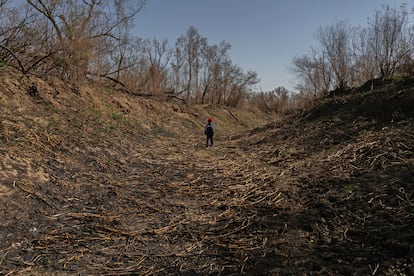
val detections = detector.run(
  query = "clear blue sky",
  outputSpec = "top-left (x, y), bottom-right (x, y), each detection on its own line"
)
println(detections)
top-left (133, 0), bottom-right (412, 92)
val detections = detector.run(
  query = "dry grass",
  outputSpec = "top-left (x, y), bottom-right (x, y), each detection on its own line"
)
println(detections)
top-left (0, 67), bottom-right (413, 275)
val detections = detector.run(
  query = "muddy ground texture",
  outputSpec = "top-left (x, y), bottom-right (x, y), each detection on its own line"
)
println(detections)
top-left (0, 69), bottom-right (413, 275)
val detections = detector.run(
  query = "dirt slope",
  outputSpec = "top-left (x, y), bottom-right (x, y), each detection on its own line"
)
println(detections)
top-left (0, 66), bottom-right (413, 275)
top-left (238, 78), bottom-right (414, 274)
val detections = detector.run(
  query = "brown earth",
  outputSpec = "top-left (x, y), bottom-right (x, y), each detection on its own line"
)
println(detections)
top-left (0, 66), bottom-right (413, 275)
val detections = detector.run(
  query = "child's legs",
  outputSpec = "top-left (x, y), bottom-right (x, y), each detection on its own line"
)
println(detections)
top-left (206, 136), bottom-right (213, 147)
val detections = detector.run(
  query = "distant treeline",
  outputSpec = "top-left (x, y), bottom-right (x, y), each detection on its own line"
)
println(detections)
top-left (1, 1), bottom-right (413, 113)
top-left (291, 5), bottom-right (414, 96)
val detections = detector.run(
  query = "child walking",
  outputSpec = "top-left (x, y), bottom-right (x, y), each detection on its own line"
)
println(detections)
top-left (204, 117), bottom-right (215, 147)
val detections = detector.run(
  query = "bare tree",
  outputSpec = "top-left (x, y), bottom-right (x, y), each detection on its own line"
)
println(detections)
top-left (199, 41), bottom-right (231, 104)
top-left (272, 86), bottom-right (290, 114)
top-left (142, 38), bottom-right (171, 95)
top-left (317, 20), bottom-right (351, 91)
top-left (251, 86), bottom-right (291, 114)
top-left (350, 26), bottom-right (377, 88)
top-left (171, 26), bottom-right (258, 106)
top-left (0, 2), bottom-right (54, 73)
top-left (220, 63), bottom-right (258, 107)
top-left (112, 0), bottom-right (131, 81)
top-left (367, 4), bottom-right (413, 79)
top-left (291, 47), bottom-right (331, 96)
top-left (24, 0), bottom-right (145, 80)
top-left (199, 43), bottom-right (218, 104)
top-left (175, 26), bottom-right (207, 103)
